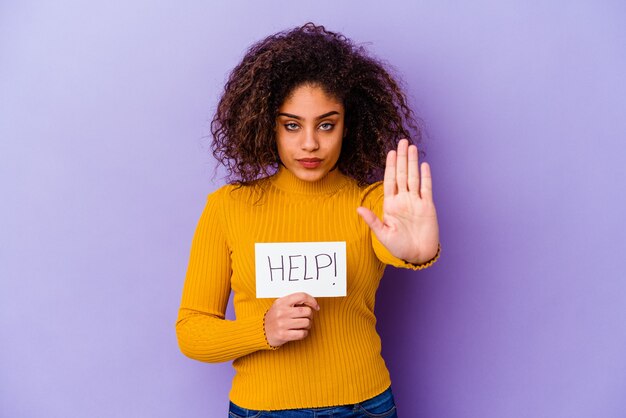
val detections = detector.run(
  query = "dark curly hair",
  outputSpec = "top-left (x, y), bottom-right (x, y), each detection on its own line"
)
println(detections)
top-left (211, 22), bottom-right (420, 186)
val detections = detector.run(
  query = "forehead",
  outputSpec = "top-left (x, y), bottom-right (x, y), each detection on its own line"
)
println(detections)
top-left (279, 84), bottom-right (343, 114)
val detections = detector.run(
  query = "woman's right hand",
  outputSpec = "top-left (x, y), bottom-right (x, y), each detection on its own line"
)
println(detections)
top-left (264, 292), bottom-right (320, 347)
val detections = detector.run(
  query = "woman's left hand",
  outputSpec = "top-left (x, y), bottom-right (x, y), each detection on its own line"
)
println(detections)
top-left (357, 139), bottom-right (440, 264)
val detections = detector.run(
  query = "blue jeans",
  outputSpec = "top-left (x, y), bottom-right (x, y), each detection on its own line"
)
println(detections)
top-left (228, 386), bottom-right (397, 417)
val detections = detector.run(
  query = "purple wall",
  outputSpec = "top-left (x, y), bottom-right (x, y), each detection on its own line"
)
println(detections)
top-left (1, 1), bottom-right (625, 417)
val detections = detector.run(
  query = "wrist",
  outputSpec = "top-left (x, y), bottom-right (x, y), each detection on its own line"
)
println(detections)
top-left (405, 243), bottom-right (441, 265)
top-left (262, 309), bottom-right (281, 350)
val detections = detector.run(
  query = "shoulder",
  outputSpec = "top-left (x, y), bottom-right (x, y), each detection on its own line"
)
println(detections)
top-left (206, 181), bottom-right (268, 206)
top-left (200, 183), bottom-right (260, 235)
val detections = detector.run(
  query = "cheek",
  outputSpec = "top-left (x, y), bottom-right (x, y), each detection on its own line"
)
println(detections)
top-left (331, 137), bottom-right (343, 160)
top-left (275, 137), bottom-right (296, 163)
top-left (275, 135), bottom-right (287, 156)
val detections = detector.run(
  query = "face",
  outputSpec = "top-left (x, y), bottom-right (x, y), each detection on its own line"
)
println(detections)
top-left (275, 84), bottom-right (345, 182)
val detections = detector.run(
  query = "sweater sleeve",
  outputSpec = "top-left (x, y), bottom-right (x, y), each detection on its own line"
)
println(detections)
top-left (361, 182), bottom-right (440, 270)
top-left (175, 188), bottom-right (276, 363)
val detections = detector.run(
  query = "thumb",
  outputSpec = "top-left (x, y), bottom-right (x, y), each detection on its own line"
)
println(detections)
top-left (357, 206), bottom-right (384, 236)
top-left (284, 292), bottom-right (320, 311)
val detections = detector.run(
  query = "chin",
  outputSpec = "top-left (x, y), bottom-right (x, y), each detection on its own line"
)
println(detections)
top-left (291, 167), bottom-right (327, 182)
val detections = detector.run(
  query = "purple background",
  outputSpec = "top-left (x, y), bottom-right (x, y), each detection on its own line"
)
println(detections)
top-left (1, 1), bottom-right (625, 417)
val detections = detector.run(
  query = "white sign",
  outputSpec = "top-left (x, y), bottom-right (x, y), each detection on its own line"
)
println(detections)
top-left (255, 241), bottom-right (347, 298)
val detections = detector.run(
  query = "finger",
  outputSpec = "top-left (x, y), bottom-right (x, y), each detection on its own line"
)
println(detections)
top-left (384, 150), bottom-right (397, 197)
top-left (420, 162), bottom-right (433, 200)
top-left (285, 329), bottom-right (309, 341)
top-left (291, 306), bottom-right (313, 319)
top-left (288, 318), bottom-right (312, 330)
top-left (407, 144), bottom-right (419, 196)
top-left (357, 206), bottom-right (384, 237)
top-left (284, 292), bottom-right (320, 311)
top-left (396, 139), bottom-right (409, 192)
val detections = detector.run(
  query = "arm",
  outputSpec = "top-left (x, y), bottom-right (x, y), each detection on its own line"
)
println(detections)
top-left (175, 189), bottom-right (275, 363)
top-left (358, 139), bottom-right (441, 269)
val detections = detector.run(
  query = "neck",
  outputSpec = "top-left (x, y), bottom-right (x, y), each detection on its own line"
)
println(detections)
top-left (270, 165), bottom-right (348, 195)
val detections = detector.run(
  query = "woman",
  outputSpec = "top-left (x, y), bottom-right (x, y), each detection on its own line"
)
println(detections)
top-left (176, 23), bottom-right (440, 417)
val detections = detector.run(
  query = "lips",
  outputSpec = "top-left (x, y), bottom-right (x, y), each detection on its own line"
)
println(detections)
top-left (297, 158), bottom-right (322, 169)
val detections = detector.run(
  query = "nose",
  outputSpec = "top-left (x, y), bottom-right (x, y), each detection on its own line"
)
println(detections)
top-left (301, 128), bottom-right (319, 151)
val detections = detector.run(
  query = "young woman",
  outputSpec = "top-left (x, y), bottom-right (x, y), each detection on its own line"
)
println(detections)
top-left (176, 23), bottom-right (440, 417)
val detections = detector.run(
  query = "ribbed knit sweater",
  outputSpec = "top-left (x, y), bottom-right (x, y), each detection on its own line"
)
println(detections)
top-left (175, 166), bottom-right (439, 410)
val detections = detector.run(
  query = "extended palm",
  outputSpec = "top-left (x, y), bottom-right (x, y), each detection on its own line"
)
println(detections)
top-left (357, 139), bottom-right (439, 264)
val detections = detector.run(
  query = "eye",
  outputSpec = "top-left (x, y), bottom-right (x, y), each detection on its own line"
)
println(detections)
top-left (319, 122), bottom-right (334, 131)
top-left (284, 122), bottom-right (300, 131)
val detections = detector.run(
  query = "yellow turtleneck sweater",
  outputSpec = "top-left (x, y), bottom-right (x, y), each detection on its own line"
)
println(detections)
top-left (175, 167), bottom-right (439, 410)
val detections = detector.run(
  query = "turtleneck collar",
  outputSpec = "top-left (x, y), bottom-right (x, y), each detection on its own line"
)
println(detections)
top-left (270, 165), bottom-right (350, 195)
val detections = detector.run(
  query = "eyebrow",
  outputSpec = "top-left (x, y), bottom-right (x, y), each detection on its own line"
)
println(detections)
top-left (277, 111), bottom-right (340, 120)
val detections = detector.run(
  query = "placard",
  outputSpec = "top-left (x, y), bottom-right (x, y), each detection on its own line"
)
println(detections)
top-left (255, 241), bottom-right (347, 298)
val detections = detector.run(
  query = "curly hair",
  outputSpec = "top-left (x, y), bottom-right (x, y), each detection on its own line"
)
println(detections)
top-left (211, 22), bottom-right (420, 186)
